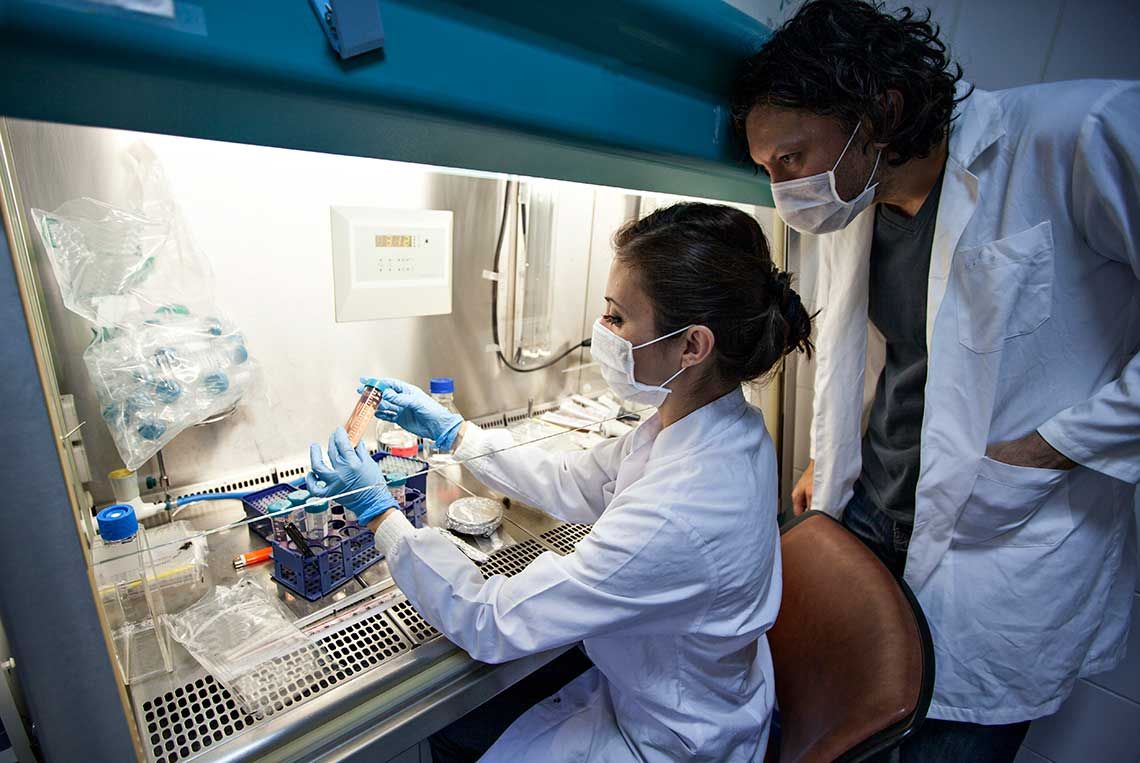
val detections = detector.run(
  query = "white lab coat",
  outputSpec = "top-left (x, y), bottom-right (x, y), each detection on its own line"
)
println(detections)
top-left (373, 388), bottom-right (781, 761)
top-left (806, 80), bottom-right (1140, 724)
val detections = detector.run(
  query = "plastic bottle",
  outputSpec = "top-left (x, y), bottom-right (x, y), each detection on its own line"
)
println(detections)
top-left (379, 427), bottom-right (419, 457)
top-left (346, 382), bottom-right (383, 447)
top-left (152, 340), bottom-right (248, 396)
top-left (92, 503), bottom-right (176, 684)
top-left (96, 504), bottom-right (141, 548)
top-left (423, 377), bottom-right (459, 461)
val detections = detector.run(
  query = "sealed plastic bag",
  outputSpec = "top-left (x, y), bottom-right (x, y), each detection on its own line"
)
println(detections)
top-left (86, 309), bottom-right (255, 466)
top-left (30, 143), bottom-right (259, 469)
top-left (164, 579), bottom-right (335, 718)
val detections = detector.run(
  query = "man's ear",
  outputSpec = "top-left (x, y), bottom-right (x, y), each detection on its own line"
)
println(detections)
top-left (881, 89), bottom-right (904, 133)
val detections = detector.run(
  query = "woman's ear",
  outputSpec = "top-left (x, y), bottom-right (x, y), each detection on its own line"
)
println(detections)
top-left (681, 326), bottom-right (716, 368)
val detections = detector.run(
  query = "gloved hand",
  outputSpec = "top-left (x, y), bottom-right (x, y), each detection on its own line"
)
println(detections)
top-left (360, 377), bottom-right (464, 451)
top-left (307, 427), bottom-right (398, 525)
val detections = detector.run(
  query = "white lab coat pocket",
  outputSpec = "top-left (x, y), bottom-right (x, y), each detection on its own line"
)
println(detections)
top-left (601, 480), bottom-right (617, 506)
top-left (954, 221), bottom-right (1054, 353)
top-left (954, 457), bottom-right (1071, 546)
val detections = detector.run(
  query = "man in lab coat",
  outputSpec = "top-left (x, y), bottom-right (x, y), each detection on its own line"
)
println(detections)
top-left (732, 1), bottom-right (1139, 760)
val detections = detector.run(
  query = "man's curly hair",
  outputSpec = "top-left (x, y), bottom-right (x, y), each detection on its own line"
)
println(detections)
top-left (731, 0), bottom-right (969, 166)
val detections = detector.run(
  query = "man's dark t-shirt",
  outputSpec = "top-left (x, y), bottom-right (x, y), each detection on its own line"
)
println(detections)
top-left (857, 173), bottom-right (944, 524)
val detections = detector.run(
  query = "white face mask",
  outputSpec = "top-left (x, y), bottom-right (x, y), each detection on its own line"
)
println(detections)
top-left (591, 318), bottom-right (690, 407)
top-left (770, 123), bottom-right (881, 235)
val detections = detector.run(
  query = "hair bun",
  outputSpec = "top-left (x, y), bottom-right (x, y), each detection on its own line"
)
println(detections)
top-left (612, 201), bottom-right (813, 383)
top-left (779, 283), bottom-right (814, 358)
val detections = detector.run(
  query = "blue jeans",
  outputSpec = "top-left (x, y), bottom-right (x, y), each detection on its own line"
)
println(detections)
top-left (842, 482), bottom-right (1031, 763)
top-left (841, 481), bottom-right (913, 579)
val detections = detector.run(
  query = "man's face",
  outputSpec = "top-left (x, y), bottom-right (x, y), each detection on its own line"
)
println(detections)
top-left (744, 105), bottom-right (879, 202)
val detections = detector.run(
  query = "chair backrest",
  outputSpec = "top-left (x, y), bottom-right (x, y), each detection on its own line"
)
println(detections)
top-left (769, 511), bottom-right (934, 763)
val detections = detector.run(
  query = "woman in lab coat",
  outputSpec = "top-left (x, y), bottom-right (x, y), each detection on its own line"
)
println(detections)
top-left (308, 202), bottom-right (814, 761)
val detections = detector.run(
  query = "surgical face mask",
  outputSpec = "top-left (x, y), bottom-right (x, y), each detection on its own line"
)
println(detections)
top-left (591, 318), bottom-right (690, 407)
top-left (770, 123), bottom-right (882, 235)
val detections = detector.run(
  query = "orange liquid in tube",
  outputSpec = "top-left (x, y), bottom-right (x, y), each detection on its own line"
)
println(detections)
top-left (345, 384), bottom-right (383, 446)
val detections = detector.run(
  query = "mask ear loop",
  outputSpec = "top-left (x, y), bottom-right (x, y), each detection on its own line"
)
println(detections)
top-left (832, 122), bottom-right (862, 172)
top-left (631, 323), bottom-right (693, 351)
top-left (643, 326), bottom-right (695, 392)
top-left (863, 150), bottom-right (882, 192)
top-left (834, 123), bottom-right (882, 197)
top-left (652, 364), bottom-right (687, 393)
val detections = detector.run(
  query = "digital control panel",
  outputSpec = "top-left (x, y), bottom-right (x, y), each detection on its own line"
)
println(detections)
top-left (331, 207), bottom-right (453, 322)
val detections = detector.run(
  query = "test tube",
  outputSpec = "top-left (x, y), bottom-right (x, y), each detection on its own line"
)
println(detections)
top-left (266, 498), bottom-right (292, 542)
top-left (289, 508), bottom-right (308, 537)
top-left (305, 500), bottom-right (330, 541)
top-left (285, 489), bottom-right (311, 537)
top-left (346, 382), bottom-right (383, 447)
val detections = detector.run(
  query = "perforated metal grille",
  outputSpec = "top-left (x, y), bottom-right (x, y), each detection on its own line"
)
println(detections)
top-left (319, 610), bottom-right (411, 670)
top-left (144, 468), bottom-right (277, 505)
top-left (469, 412), bottom-right (507, 429)
top-left (140, 611), bottom-right (411, 763)
top-left (503, 402), bottom-right (558, 426)
top-left (477, 538), bottom-right (546, 579)
top-left (276, 463), bottom-right (307, 482)
top-left (388, 599), bottom-right (441, 644)
top-left (141, 676), bottom-right (256, 763)
top-left (540, 523), bottom-right (592, 555)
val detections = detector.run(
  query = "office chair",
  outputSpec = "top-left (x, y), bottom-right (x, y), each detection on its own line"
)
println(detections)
top-left (766, 510), bottom-right (934, 762)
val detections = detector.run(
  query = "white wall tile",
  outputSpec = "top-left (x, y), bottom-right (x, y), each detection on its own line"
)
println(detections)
top-left (1024, 680), bottom-right (1140, 763)
top-left (1042, 0), bottom-right (1140, 82)
top-left (1014, 747), bottom-right (1053, 763)
top-left (1087, 594), bottom-right (1140, 703)
top-left (939, 0), bottom-right (1064, 90)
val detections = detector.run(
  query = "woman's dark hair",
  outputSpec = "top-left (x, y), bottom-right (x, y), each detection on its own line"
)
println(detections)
top-left (731, 0), bottom-right (969, 166)
top-left (613, 202), bottom-right (813, 384)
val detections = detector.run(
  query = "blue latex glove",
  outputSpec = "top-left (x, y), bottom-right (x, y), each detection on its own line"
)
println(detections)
top-left (359, 377), bottom-right (464, 451)
top-left (307, 427), bottom-right (398, 525)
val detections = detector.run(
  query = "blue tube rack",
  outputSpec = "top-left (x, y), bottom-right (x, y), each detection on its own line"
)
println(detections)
top-left (271, 489), bottom-right (426, 601)
top-left (242, 481), bottom-right (426, 600)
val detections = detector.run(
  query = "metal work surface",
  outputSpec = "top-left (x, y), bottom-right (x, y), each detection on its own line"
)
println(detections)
top-left (137, 607), bottom-right (414, 763)
top-left (129, 462), bottom-right (591, 762)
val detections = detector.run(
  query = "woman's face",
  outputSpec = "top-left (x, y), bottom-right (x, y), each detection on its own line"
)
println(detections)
top-left (601, 258), bottom-right (684, 387)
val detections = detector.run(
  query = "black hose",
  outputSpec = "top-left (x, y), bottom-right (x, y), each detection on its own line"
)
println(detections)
top-left (490, 180), bottom-right (590, 373)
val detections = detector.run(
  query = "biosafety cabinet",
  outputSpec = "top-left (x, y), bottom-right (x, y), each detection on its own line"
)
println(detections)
top-left (0, 3), bottom-right (782, 761)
